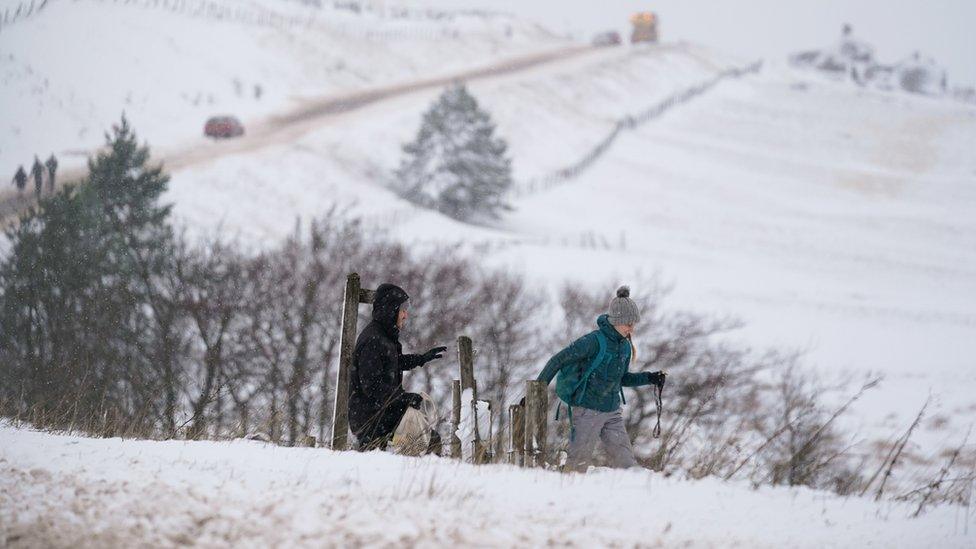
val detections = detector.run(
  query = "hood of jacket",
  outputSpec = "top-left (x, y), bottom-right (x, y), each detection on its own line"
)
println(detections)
top-left (371, 283), bottom-right (409, 339)
top-left (597, 314), bottom-right (626, 343)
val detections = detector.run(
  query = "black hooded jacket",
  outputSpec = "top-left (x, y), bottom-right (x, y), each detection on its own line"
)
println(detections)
top-left (348, 283), bottom-right (426, 443)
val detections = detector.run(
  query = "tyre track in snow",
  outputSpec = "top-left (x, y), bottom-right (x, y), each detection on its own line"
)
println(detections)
top-left (0, 43), bottom-right (602, 226)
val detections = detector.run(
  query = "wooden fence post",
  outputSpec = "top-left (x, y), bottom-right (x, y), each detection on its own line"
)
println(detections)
top-left (477, 399), bottom-right (493, 464)
top-left (509, 404), bottom-right (524, 466)
top-left (524, 380), bottom-right (548, 467)
top-left (330, 273), bottom-right (369, 451)
top-left (457, 336), bottom-right (490, 463)
top-left (458, 336), bottom-right (476, 396)
top-left (451, 380), bottom-right (462, 459)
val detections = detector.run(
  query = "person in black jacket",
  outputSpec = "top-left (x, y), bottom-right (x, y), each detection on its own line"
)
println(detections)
top-left (45, 154), bottom-right (58, 193)
top-left (11, 165), bottom-right (27, 193)
top-left (349, 283), bottom-right (447, 452)
top-left (30, 156), bottom-right (44, 199)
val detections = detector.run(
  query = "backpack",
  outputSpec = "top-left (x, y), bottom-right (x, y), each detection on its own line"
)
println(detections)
top-left (556, 331), bottom-right (631, 440)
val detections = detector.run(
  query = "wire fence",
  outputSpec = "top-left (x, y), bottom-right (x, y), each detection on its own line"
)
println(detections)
top-left (512, 60), bottom-right (764, 197)
top-left (0, 0), bottom-right (525, 39)
top-left (0, 0), bottom-right (50, 31)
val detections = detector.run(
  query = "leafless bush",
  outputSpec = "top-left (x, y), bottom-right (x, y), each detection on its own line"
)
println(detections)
top-left (898, 428), bottom-right (974, 516)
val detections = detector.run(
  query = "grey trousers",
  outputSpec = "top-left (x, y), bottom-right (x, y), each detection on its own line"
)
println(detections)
top-left (566, 407), bottom-right (639, 471)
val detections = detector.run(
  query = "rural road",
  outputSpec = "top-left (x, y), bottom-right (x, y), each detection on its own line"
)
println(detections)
top-left (0, 43), bottom-right (602, 225)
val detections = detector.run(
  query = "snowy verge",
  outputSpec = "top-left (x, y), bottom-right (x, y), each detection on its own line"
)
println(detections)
top-left (1, 423), bottom-right (972, 548)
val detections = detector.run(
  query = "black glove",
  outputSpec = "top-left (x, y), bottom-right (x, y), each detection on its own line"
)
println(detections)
top-left (420, 346), bottom-right (447, 365)
top-left (648, 371), bottom-right (667, 389)
top-left (405, 393), bottom-right (423, 410)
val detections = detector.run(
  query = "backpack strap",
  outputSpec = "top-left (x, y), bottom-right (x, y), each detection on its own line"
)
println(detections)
top-left (569, 404), bottom-right (575, 442)
top-left (653, 383), bottom-right (664, 438)
top-left (569, 332), bottom-right (608, 405)
top-left (619, 341), bottom-right (632, 405)
top-left (554, 403), bottom-right (579, 441)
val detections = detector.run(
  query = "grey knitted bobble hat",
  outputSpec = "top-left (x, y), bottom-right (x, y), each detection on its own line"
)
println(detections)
top-left (607, 285), bottom-right (640, 326)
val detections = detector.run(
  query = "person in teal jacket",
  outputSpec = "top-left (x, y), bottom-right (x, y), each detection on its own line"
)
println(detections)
top-left (537, 285), bottom-right (665, 472)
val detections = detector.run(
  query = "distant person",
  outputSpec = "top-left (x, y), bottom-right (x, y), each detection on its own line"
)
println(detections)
top-left (348, 283), bottom-right (447, 452)
top-left (30, 156), bottom-right (44, 199)
top-left (45, 154), bottom-right (58, 193)
top-left (12, 165), bottom-right (27, 193)
top-left (535, 285), bottom-right (666, 472)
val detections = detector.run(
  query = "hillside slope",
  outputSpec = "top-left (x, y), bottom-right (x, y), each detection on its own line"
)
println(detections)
top-left (2, 423), bottom-right (972, 548)
top-left (0, 0), bottom-right (567, 176)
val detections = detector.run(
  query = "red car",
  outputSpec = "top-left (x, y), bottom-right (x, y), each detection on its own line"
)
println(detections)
top-left (204, 115), bottom-right (245, 139)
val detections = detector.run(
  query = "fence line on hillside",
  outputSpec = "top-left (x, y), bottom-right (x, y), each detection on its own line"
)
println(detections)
top-left (0, 0), bottom-right (526, 39)
top-left (512, 60), bottom-right (764, 198)
top-left (0, 0), bottom-right (322, 34)
top-left (0, 0), bottom-right (50, 32)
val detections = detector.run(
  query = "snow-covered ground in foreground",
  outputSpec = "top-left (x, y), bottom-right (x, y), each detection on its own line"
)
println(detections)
top-left (0, 0), bottom-right (566, 176)
top-left (2, 423), bottom-right (973, 548)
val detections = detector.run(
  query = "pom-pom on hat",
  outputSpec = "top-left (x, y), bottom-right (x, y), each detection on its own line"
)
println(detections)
top-left (607, 285), bottom-right (640, 326)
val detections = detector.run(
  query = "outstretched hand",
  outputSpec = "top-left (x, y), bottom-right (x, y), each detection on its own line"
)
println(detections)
top-left (421, 346), bottom-right (448, 365)
top-left (648, 371), bottom-right (667, 389)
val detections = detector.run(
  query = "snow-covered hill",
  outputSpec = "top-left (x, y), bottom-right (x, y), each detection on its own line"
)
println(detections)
top-left (164, 42), bottom-right (747, 240)
top-left (2, 0), bottom-right (975, 500)
top-left (0, 0), bottom-right (567, 175)
top-left (1, 423), bottom-right (971, 547)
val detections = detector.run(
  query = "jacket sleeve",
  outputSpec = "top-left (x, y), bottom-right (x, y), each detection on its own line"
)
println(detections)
top-left (537, 334), bottom-right (597, 385)
top-left (621, 371), bottom-right (652, 387)
top-left (398, 352), bottom-right (425, 371)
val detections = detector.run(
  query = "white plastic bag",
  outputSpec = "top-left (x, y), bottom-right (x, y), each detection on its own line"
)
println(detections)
top-left (391, 394), bottom-right (436, 456)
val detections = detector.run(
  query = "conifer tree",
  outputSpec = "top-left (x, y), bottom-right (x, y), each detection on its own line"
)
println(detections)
top-left (396, 83), bottom-right (513, 221)
top-left (85, 115), bottom-right (173, 278)
top-left (0, 115), bottom-right (175, 431)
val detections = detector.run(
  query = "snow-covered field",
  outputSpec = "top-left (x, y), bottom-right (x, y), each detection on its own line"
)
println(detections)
top-left (2, 423), bottom-right (972, 548)
top-left (0, 0), bottom-right (567, 176)
top-left (2, 1), bottom-right (976, 541)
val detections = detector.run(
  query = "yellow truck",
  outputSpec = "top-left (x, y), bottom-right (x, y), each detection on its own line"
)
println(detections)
top-left (630, 12), bottom-right (659, 44)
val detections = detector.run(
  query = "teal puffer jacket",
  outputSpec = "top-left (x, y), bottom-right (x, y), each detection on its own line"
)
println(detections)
top-left (537, 314), bottom-right (654, 412)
